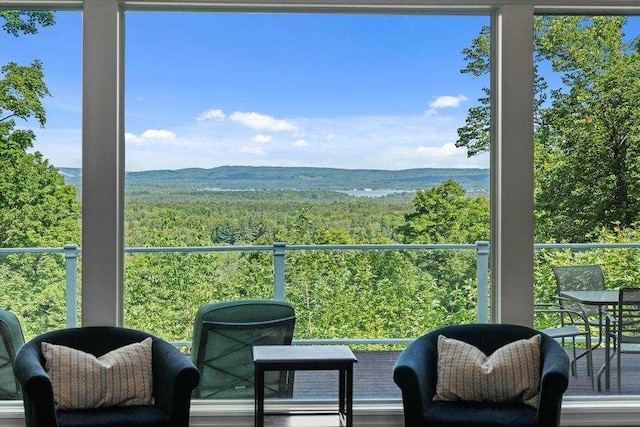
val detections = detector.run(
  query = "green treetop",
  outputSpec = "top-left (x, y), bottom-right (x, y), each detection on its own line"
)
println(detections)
top-left (0, 11), bottom-right (80, 248)
top-left (398, 180), bottom-right (489, 244)
top-left (457, 16), bottom-right (640, 242)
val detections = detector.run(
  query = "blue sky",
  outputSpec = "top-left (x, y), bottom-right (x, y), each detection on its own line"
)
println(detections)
top-left (4, 12), bottom-right (493, 171)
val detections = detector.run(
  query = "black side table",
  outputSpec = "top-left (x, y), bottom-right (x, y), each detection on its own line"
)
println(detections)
top-left (253, 345), bottom-right (357, 427)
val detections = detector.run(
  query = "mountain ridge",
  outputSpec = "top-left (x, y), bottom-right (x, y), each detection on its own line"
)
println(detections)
top-left (58, 166), bottom-right (489, 193)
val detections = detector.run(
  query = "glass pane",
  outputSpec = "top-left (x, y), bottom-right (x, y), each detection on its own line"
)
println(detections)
top-left (0, 11), bottom-right (82, 340)
top-left (124, 12), bottom-right (490, 401)
top-left (533, 14), bottom-right (640, 397)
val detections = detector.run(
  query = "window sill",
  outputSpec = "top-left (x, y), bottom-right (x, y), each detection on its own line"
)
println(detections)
top-left (3, 397), bottom-right (640, 426)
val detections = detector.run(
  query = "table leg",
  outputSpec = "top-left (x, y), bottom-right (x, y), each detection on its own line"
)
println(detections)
top-left (605, 315), bottom-right (611, 390)
top-left (596, 314), bottom-right (614, 391)
top-left (346, 364), bottom-right (353, 427)
top-left (255, 365), bottom-right (265, 427)
top-left (339, 367), bottom-right (345, 418)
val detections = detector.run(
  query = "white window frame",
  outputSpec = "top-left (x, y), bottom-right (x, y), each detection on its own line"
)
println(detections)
top-left (2, 0), bottom-right (640, 424)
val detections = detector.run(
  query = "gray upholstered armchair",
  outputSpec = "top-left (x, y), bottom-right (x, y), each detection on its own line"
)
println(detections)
top-left (393, 323), bottom-right (569, 427)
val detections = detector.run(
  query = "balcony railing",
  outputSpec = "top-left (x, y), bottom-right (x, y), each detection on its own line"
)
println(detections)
top-left (3, 241), bottom-right (640, 344)
top-left (0, 242), bottom-right (489, 345)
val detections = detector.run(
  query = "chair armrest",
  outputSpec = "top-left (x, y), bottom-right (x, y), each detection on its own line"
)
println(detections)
top-left (393, 335), bottom-right (437, 427)
top-left (536, 299), bottom-right (592, 329)
top-left (152, 339), bottom-right (200, 427)
top-left (536, 336), bottom-right (570, 427)
top-left (554, 296), bottom-right (592, 316)
top-left (535, 306), bottom-right (590, 325)
top-left (13, 342), bottom-right (57, 427)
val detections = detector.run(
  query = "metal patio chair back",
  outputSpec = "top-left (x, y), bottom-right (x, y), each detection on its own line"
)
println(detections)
top-left (553, 264), bottom-right (606, 292)
top-left (190, 299), bottom-right (296, 399)
top-left (614, 288), bottom-right (640, 393)
top-left (553, 264), bottom-right (606, 323)
top-left (0, 310), bottom-right (24, 400)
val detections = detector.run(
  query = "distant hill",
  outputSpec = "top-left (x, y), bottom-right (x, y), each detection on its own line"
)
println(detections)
top-left (57, 166), bottom-right (489, 193)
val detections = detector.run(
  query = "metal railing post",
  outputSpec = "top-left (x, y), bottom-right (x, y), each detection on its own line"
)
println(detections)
top-left (63, 244), bottom-right (78, 328)
top-left (273, 242), bottom-right (286, 300)
top-left (476, 241), bottom-right (490, 323)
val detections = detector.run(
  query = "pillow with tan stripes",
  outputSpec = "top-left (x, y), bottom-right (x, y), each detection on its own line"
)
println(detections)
top-left (433, 334), bottom-right (541, 407)
top-left (41, 338), bottom-right (154, 409)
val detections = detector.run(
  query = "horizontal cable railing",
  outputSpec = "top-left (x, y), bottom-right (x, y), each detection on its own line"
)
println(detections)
top-left (4, 241), bottom-right (640, 346)
top-left (125, 242), bottom-right (489, 317)
top-left (0, 242), bottom-right (489, 346)
top-left (128, 241), bottom-right (490, 337)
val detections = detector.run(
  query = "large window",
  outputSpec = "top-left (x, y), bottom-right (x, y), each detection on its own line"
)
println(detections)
top-left (3, 0), bottom-right (640, 423)
top-left (123, 12), bottom-right (490, 400)
top-left (533, 14), bottom-right (640, 397)
top-left (0, 11), bottom-right (81, 339)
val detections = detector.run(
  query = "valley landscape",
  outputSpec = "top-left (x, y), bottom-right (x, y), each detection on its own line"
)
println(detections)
top-left (59, 166), bottom-right (490, 196)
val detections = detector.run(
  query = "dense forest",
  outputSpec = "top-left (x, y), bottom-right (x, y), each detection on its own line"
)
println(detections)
top-left (4, 179), bottom-right (640, 343)
top-left (120, 182), bottom-right (484, 342)
top-left (2, 14), bottom-right (640, 345)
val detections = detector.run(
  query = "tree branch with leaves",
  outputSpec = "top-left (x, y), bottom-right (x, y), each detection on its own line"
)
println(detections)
top-left (457, 16), bottom-right (640, 242)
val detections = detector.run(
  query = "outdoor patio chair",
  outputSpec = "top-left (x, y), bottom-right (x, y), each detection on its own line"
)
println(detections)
top-left (190, 299), bottom-right (296, 399)
top-left (553, 264), bottom-right (608, 345)
top-left (535, 300), bottom-right (594, 387)
top-left (612, 287), bottom-right (640, 393)
top-left (393, 323), bottom-right (569, 427)
top-left (0, 310), bottom-right (25, 400)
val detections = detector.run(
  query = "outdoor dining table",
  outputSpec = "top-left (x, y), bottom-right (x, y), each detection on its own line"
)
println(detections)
top-left (560, 289), bottom-right (619, 391)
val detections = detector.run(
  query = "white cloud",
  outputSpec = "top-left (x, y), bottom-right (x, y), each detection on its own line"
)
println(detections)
top-left (429, 95), bottom-right (469, 109)
top-left (230, 112), bottom-right (298, 132)
top-left (252, 134), bottom-right (273, 144)
top-left (197, 109), bottom-right (227, 121)
top-left (125, 129), bottom-right (177, 147)
top-left (107, 110), bottom-right (489, 170)
top-left (140, 129), bottom-right (176, 140)
top-left (125, 132), bottom-right (147, 146)
top-left (239, 146), bottom-right (266, 155)
top-left (415, 143), bottom-right (466, 159)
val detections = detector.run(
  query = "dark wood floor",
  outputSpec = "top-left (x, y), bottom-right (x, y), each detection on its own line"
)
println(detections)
top-left (292, 347), bottom-right (640, 400)
top-left (293, 350), bottom-right (402, 400)
top-left (567, 347), bottom-right (640, 395)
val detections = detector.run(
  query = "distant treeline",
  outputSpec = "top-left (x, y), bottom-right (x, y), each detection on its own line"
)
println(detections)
top-left (58, 166), bottom-right (490, 194)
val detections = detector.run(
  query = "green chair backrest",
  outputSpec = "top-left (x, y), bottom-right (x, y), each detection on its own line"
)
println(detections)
top-left (553, 264), bottom-right (606, 316)
top-left (0, 310), bottom-right (25, 399)
top-left (553, 264), bottom-right (605, 292)
top-left (617, 288), bottom-right (640, 345)
top-left (190, 300), bottom-right (295, 399)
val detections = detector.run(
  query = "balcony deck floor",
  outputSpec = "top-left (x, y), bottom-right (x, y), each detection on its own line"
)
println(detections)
top-left (292, 348), bottom-right (640, 400)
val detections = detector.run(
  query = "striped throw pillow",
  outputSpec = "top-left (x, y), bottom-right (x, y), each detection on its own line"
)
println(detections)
top-left (433, 334), bottom-right (541, 407)
top-left (41, 338), bottom-right (154, 409)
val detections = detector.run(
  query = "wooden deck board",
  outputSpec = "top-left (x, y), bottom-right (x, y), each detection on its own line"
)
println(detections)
top-left (291, 348), bottom-right (640, 400)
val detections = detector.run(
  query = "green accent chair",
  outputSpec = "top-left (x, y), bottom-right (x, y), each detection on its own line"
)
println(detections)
top-left (190, 299), bottom-right (296, 399)
top-left (0, 310), bottom-right (24, 400)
